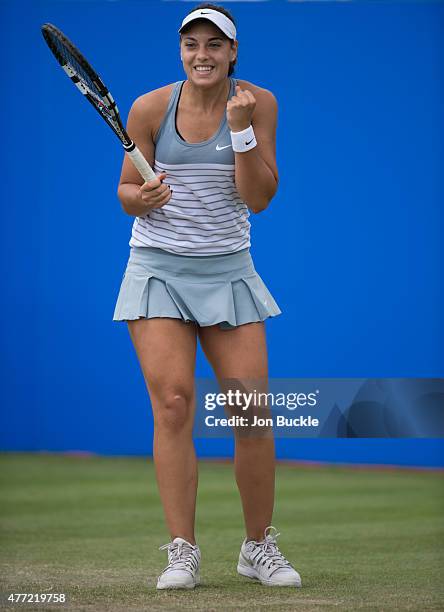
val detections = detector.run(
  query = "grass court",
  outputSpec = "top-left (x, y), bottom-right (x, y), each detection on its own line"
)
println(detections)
top-left (1, 454), bottom-right (443, 611)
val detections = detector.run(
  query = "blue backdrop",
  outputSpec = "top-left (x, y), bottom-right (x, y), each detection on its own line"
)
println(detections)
top-left (1, 0), bottom-right (443, 467)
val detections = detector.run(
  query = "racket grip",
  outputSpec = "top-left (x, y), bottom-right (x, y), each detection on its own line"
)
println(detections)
top-left (126, 146), bottom-right (156, 182)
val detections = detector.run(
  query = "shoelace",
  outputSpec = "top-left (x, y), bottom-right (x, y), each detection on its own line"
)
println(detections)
top-left (159, 541), bottom-right (199, 573)
top-left (251, 526), bottom-right (292, 571)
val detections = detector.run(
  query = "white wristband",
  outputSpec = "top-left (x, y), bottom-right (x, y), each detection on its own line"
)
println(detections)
top-left (230, 125), bottom-right (257, 153)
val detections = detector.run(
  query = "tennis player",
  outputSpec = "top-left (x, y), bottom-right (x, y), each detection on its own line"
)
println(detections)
top-left (114, 3), bottom-right (301, 590)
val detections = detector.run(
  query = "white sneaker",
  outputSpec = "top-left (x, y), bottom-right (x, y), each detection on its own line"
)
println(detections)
top-left (156, 537), bottom-right (201, 590)
top-left (237, 526), bottom-right (302, 587)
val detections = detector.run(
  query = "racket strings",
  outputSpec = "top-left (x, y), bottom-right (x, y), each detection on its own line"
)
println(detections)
top-left (51, 34), bottom-right (103, 100)
top-left (41, 23), bottom-right (133, 149)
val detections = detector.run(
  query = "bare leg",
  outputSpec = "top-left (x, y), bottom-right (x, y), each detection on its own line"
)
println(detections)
top-left (198, 322), bottom-right (274, 542)
top-left (128, 318), bottom-right (198, 544)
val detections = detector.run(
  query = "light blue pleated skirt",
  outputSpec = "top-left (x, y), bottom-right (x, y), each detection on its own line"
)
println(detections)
top-left (113, 246), bottom-right (281, 330)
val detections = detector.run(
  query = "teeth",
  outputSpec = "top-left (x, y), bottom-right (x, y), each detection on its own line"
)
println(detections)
top-left (195, 66), bottom-right (213, 71)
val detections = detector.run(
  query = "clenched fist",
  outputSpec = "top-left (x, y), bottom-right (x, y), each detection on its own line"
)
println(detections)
top-left (226, 85), bottom-right (256, 132)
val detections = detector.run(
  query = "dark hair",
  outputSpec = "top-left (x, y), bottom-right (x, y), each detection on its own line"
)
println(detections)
top-left (180, 3), bottom-right (237, 77)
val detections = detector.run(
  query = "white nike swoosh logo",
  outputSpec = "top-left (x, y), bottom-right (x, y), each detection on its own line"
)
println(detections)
top-left (216, 144), bottom-right (232, 151)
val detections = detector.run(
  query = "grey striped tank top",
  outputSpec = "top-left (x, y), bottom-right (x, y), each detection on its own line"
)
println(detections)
top-left (129, 77), bottom-right (251, 256)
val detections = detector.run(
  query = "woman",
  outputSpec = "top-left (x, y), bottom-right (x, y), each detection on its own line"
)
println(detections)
top-left (114, 3), bottom-right (301, 590)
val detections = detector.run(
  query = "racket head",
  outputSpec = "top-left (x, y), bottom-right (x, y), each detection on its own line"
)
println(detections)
top-left (41, 23), bottom-right (131, 147)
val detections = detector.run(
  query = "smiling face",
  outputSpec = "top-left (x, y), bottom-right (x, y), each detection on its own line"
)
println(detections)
top-left (180, 21), bottom-right (237, 86)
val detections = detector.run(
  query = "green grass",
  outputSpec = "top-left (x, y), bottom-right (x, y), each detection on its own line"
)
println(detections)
top-left (0, 454), bottom-right (443, 611)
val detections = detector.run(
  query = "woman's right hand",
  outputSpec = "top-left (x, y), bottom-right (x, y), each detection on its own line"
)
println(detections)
top-left (138, 172), bottom-right (172, 210)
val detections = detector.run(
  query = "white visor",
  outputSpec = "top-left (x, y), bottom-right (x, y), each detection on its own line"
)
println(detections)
top-left (179, 8), bottom-right (237, 41)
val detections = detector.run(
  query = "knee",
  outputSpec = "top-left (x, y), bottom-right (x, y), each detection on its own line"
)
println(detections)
top-left (154, 390), bottom-right (193, 434)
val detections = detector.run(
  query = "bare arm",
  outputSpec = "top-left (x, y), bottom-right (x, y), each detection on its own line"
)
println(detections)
top-left (227, 84), bottom-right (279, 213)
top-left (117, 91), bottom-right (172, 217)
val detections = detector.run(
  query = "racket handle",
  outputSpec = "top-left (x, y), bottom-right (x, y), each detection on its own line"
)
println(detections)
top-left (126, 146), bottom-right (156, 182)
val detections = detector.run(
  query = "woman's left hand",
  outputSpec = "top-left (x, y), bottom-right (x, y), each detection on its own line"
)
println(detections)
top-left (226, 85), bottom-right (256, 132)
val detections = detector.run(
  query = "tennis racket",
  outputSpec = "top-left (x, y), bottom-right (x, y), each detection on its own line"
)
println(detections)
top-left (41, 23), bottom-right (155, 182)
